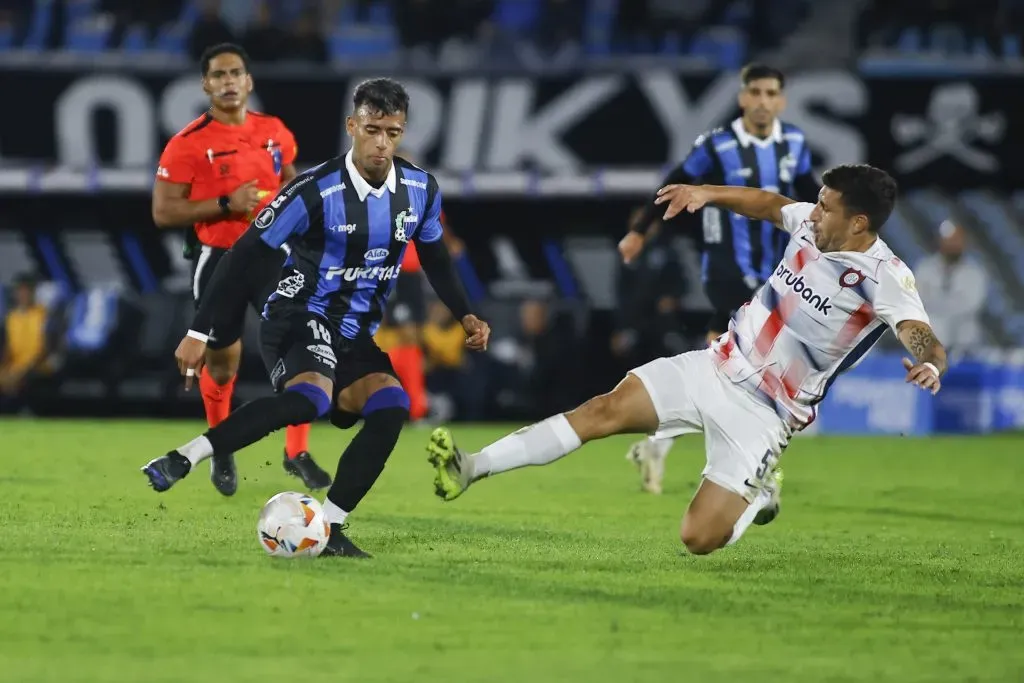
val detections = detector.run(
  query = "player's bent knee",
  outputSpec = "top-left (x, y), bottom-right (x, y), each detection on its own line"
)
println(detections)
top-left (679, 516), bottom-right (731, 556)
top-left (329, 409), bottom-right (360, 430)
top-left (679, 528), bottom-right (728, 556)
top-left (284, 382), bottom-right (332, 419)
top-left (362, 387), bottom-right (410, 436)
top-left (331, 384), bottom-right (410, 431)
top-left (336, 373), bottom-right (402, 414)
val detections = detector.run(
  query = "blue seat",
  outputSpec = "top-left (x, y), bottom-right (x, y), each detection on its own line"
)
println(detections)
top-left (493, 0), bottom-right (541, 35)
top-left (120, 24), bottom-right (149, 52)
top-left (65, 18), bottom-right (112, 52)
top-left (330, 25), bottom-right (397, 61)
top-left (22, 0), bottom-right (54, 50)
top-left (367, 1), bottom-right (393, 26)
top-left (66, 288), bottom-right (120, 354)
top-left (153, 21), bottom-right (188, 55)
top-left (0, 23), bottom-right (13, 51)
top-left (1003, 34), bottom-right (1020, 58)
top-left (896, 27), bottom-right (922, 53)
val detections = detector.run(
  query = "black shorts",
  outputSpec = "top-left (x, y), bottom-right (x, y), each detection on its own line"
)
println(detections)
top-left (384, 270), bottom-right (427, 326)
top-left (191, 244), bottom-right (285, 350)
top-left (704, 279), bottom-right (758, 334)
top-left (258, 310), bottom-right (397, 396)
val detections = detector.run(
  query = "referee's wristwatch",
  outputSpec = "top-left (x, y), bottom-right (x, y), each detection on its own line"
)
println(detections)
top-left (218, 195), bottom-right (231, 215)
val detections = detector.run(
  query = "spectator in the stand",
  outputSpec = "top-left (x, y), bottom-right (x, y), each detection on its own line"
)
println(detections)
top-left (536, 0), bottom-right (584, 58)
top-left (281, 7), bottom-right (328, 63)
top-left (188, 0), bottom-right (235, 61)
top-left (394, 0), bottom-right (444, 51)
top-left (241, 1), bottom-right (288, 62)
top-left (611, 220), bottom-right (687, 373)
top-left (914, 220), bottom-right (987, 357)
top-left (422, 300), bottom-right (484, 420)
top-left (0, 0), bottom-right (32, 42)
top-left (0, 274), bottom-right (52, 412)
top-left (488, 299), bottom-right (580, 418)
top-left (860, 0), bottom-right (1002, 54)
top-left (102, 0), bottom-right (183, 46)
top-left (394, 0), bottom-right (494, 52)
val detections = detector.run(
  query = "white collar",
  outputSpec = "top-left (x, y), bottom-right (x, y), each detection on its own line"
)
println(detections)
top-left (731, 118), bottom-right (783, 149)
top-left (345, 149), bottom-right (396, 202)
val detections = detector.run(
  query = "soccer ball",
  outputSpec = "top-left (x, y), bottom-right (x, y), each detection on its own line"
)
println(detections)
top-left (257, 491), bottom-right (329, 557)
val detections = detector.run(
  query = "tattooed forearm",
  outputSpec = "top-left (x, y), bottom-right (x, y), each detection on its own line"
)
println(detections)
top-left (898, 322), bottom-right (947, 374)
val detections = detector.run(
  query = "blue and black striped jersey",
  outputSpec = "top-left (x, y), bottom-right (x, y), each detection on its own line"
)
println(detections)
top-left (680, 118), bottom-right (817, 286)
top-left (256, 150), bottom-right (443, 339)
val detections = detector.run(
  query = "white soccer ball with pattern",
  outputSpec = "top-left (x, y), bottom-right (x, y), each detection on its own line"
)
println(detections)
top-left (257, 491), bottom-right (329, 557)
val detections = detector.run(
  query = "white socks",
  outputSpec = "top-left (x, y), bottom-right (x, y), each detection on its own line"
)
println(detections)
top-left (726, 489), bottom-right (771, 546)
top-left (473, 414), bottom-right (583, 479)
top-left (322, 499), bottom-right (350, 526)
top-left (648, 435), bottom-right (674, 459)
top-left (176, 435), bottom-right (214, 467)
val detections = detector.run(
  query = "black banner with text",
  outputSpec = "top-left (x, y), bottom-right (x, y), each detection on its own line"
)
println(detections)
top-left (0, 67), bottom-right (1016, 191)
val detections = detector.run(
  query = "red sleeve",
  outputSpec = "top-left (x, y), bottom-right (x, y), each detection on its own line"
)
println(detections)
top-left (402, 243), bottom-right (421, 271)
top-left (156, 136), bottom-right (197, 185)
top-left (277, 120), bottom-right (298, 166)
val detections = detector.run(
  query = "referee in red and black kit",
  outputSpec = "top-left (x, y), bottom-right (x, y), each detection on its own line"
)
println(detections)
top-left (152, 43), bottom-right (331, 496)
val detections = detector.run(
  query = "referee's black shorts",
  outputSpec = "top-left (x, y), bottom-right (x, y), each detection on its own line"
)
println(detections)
top-left (190, 244), bottom-right (286, 350)
top-left (703, 278), bottom-right (758, 335)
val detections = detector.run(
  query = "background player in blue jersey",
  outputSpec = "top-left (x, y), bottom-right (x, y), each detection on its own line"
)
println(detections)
top-left (141, 79), bottom-right (491, 557)
top-left (617, 64), bottom-right (820, 494)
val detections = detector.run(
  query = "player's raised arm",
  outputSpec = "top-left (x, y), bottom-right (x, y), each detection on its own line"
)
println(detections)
top-left (655, 184), bottom-right (795, 228)
top-left (618, 138), bottom-right (711, 264)
top-left (873, 259), bottom-right (948, 395)
top-left (413, 179), bottom-right (490, 351)
top-left (896, 321), bottom-right (947, 395)
top-left (175, 178), bottom-right (319, 387)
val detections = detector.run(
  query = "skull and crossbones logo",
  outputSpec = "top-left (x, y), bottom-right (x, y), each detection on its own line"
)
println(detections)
top-left (891, 83), bottom-right (1005, 173)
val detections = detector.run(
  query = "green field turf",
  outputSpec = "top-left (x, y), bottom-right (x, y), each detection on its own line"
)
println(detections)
top-left (0, 419), bottom-right (1021, 683)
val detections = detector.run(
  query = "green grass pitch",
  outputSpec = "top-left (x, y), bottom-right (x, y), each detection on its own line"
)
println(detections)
top-left (0, 419), bottom-right (1021, 682)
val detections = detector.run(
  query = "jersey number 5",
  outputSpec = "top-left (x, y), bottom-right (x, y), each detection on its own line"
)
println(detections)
top-left (307, 319), bottom-right (332, 345)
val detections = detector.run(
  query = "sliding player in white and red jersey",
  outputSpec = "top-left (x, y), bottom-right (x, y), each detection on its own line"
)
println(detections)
top-left (427, 164), bottom-right (947, 556)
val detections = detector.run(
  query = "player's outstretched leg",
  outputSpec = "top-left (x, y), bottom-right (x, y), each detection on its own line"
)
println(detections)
top-left (319, 375), bottom-right (411, 558)
top-left (625, 435), bottom-right (674, 494)
top-left (283, 423), bottom-right (332, 490)
top-left (680, 464), bottom-right (784, 555)
top-left (141, 373), bottom-right (332, 492)
top-left (429, 373), bottom-right (660, 501)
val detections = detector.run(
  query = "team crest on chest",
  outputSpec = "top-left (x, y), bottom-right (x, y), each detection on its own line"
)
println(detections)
top-left (839, 268), bottom-right (866, 288)
top-left (779, 153), bottom-right (797, 184)
top-left (394, 207), bottom-right (418, 242)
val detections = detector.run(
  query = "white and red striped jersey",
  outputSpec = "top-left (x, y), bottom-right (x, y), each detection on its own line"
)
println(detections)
top-left (711, 202), bottom-right (930, 429)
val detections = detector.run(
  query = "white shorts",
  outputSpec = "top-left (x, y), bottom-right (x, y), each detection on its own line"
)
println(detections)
top-left (629, 349), bottom-right (792, 503)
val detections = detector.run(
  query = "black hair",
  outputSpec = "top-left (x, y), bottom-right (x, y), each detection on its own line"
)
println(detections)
top-left (200, 43), bottom-right (251, 76)
top-left (740, 63), bottom-right (785, 89)
top-left (821, 164), bottom-right (898, 233)
top-left (352, 78), bottom-right (410, 117)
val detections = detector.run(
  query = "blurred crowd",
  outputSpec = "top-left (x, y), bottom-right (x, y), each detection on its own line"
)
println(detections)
top-left (0, 0), bottom-right (812, 66)
top-left (858, 0), bottom-right (1024, 57)
top-left (5, 0), bottom-right (1021, 63)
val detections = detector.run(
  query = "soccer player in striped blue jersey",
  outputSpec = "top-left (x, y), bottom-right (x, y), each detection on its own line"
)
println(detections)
top-left (618, 64), bottom-right (821, 494)
top-left (141, 79), bottom-right (491, 557)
